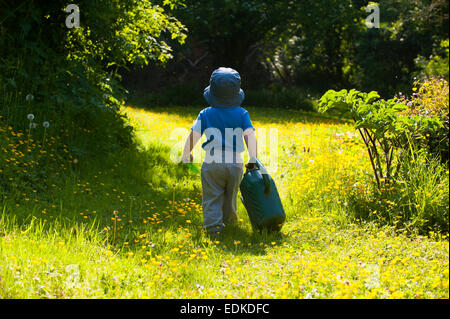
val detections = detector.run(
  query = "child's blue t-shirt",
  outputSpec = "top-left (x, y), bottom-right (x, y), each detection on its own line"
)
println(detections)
top-left (191, 107), bottom-right (254, 153)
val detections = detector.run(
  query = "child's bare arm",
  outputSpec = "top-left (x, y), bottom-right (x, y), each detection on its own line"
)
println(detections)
top-left (244, 128), bottom-right (257, 164)
top-left (182, 130), bottom-right (202, 163)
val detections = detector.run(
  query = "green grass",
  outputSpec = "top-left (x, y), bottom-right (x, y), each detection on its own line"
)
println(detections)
top-left (0, 106), bottom-right (448, 299)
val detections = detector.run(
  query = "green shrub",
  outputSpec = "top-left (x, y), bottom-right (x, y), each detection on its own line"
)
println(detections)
top-left (347, 151), bottom-right (449, 235)
top-left (415, 39), bottom-right (449, 81)
top-left (319, 88), bottom-right (445, 187)
top-left (0, 0), bottom-right (186, 160)
top-left (398, 77), bottom-right (449, 162)
top-left (319, 87), bottom-right (448, 235)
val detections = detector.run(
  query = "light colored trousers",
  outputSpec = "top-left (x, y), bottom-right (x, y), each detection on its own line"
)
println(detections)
top-left (201, 161), bottom-right (244, 232)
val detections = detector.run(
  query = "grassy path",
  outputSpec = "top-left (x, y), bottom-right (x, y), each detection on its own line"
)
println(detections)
top-left (0, 106), bottom-right (448, 298)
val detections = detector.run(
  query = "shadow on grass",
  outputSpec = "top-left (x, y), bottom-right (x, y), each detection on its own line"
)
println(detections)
top-left (0, 139), bottom-right (201, 228)
top-left (0, 128), bottom-right (291, 257)
top-left (2, 115), bottom-right (288, 256)
top-left (198, 223), bottom-right (287, 257)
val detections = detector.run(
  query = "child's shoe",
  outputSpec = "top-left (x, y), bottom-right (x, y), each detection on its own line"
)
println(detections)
top-left (207, 225), bottom-right (223, 237)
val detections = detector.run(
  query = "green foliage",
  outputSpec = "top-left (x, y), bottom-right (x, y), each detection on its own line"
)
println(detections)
top-left (174, 0), bottom-right (293, 68)
top-left (257, 0), bottom-right (449, 96)
top-left (320, 88), bottom-right (448, 233)
top-left (347, 152), bottom-right (449, 234)
top-left (351, 28), bottom-right (416, 97)
top-left (348, 0), bottom-right (448, 95)
top-left (415, 39), bottom-right (450, 81)
top-left (398, 77), bottom-right (449, 162)
top-left (122, 0), bottom-right (449, 101)
top-left (264, 0), bottom-right (363, 89)
top-left (0, 0), bottom-right (186, 159)
top-left (65, 0), bottom-right (186, 66)
top-left (319, 89), bottom-right (444, 187)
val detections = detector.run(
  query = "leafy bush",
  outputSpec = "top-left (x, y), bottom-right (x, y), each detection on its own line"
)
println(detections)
top-left (319, 89), bottom-right (444, 188)
top-left (347, 151), bottom-right (449, 235)
top-left (319, 88), bottom-right (448, 234)
top-left (398, 77), bottom-right (449, 162)
top-left (415, 39), bottom-right (449, 81)
top-left (0, 0), bottom-right (186, 160)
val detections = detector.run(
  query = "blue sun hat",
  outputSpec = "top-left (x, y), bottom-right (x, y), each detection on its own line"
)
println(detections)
top-left (204, 67), bottom-right (245, 108)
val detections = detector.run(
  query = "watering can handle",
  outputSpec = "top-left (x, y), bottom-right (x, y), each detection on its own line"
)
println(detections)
top-left (252, 158), bottom-right (271, 195)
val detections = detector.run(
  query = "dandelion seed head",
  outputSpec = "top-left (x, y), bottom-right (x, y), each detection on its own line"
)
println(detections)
top-left (27, 114), bottom-right (35, 121)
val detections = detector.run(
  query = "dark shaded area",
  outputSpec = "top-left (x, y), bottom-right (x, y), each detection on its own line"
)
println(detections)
top-left (122, 0), bottom-right (449, 105)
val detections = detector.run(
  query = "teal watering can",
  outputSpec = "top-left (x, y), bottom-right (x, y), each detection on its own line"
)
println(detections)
top-left (240, 158), bottom-right (286, 232)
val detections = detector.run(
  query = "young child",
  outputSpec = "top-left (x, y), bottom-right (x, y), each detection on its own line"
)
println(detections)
top-left (182, 67), bottom-right (257, 236)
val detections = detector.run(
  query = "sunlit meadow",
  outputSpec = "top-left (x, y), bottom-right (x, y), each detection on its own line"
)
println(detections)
top-left (0, 106), bottom-right (448, 299)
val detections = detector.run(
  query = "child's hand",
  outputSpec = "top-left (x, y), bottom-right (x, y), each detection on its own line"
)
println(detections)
top-left (182, 153), bottom-right (193, 164)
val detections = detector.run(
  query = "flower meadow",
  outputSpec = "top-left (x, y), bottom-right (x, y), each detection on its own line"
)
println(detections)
top-left (0, 106), bottom-right (448, 299)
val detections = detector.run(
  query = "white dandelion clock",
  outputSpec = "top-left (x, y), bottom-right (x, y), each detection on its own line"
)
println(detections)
top-left (29, 122), bottom-right (37, 129)
top-left (27, 114), bottom-right (35, 121)
top-left (26, 94), bottom-right (34, 102)
top-left (42, 121), bottom-right (50, 147)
